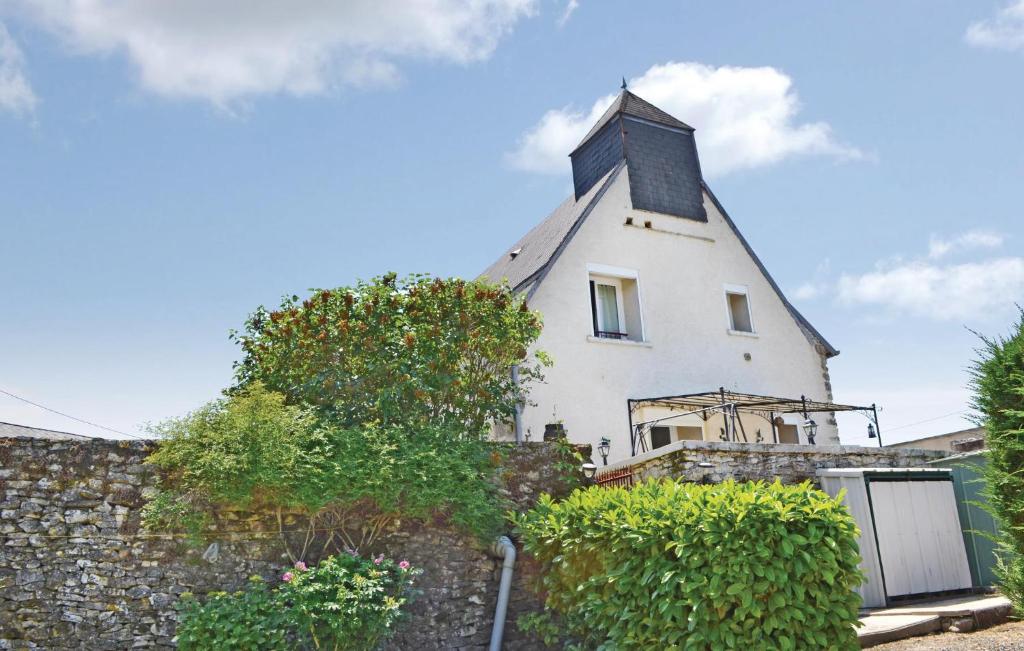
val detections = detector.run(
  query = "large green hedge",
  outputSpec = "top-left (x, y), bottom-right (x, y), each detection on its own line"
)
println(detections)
top-left (970, 312), bottom-right (1024, 609)
top-left (516, 479), bottom-right (864, 650)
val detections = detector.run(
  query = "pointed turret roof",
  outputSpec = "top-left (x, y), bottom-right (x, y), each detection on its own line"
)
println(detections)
top-left (573, 90), bottom-right (694, 153)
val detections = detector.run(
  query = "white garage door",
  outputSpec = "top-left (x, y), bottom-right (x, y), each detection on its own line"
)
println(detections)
top-left (868, 479), bottom-right (972, 597)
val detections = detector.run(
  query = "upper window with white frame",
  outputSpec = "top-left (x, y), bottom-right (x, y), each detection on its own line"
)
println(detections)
top-left (724, 284), bottom-right (755, 334)
top-left (588, 264), bottom-right (645, 342)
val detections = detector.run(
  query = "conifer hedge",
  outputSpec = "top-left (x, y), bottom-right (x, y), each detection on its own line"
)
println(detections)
top-left (516, 479), bottom-right (863, 650)
top-left (970, 313), bottom-right (1024, 609)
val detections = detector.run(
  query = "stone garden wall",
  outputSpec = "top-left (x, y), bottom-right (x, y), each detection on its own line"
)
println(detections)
top-left (0, 436), bottom-right (576, 651)
top-left (597, 440), bottom-right (947, 485)
top-left (2, 434), bottom-right (949, 650)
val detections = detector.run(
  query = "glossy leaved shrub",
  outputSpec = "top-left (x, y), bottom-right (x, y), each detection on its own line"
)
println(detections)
top-left (516, 479), bottom-right (864, 650)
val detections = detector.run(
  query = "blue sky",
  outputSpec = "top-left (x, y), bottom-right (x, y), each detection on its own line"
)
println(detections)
top-left (1, 1), bottom-right (1022, 444)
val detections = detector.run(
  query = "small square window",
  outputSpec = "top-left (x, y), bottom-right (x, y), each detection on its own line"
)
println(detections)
top-left (777, 424), bottom-right (799, 444)
top-left (726, 291), bottom-right (753, 333)
top-left (675, 426), bottom-right (703, 441)
top-left (650, 426), bottom-right (672, 449)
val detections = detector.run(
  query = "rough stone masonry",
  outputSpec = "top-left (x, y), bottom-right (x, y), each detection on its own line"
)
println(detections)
top-left (2, 434), bottom-right (946, 649)
top-left (0, 436), bottom-right (578, 650)
top-left (598, 439), bottom-right (947, 485)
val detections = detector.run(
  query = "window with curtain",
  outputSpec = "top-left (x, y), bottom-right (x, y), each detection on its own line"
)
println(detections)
top-left (587, 269), bottom-right (644, 342)
top-left (596, 283), bottom-right (620, 335)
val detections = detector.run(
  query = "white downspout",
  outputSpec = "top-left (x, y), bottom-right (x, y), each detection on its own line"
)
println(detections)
top-left (488, 536), bottom-right (517, 651)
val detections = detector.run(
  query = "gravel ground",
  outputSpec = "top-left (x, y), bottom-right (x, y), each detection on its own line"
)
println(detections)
top-left (872, 621), bottom-right (1024, 650)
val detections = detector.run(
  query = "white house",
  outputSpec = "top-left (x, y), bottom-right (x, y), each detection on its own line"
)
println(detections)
top-left (482, 89), bottom-right (873, 464)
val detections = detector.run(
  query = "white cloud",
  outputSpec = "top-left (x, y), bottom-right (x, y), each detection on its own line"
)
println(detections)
top-left (797, 233), bottom-right (1019, 320)
top-left (506, 61), bottom-right (862, 177)
top-left (793, 283), bottom-right (823, 301)
top-left (7, 0), bottom-right (536, 106)
top-left (837, 257), bottom-right (1024, 321)
top-left (557, 0), bottom-right (579, 27)
top-left (0, 22), bottom-right (37, 115)
top-left (966, 0), bottom-right (1024, 51)
top-left (792, 258), bottom-right (832, 301)
top-left (928, 230), bottom-right (1005, 259)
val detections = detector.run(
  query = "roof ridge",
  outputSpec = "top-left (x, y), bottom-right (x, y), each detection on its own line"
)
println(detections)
top-left (572, 89), bottom-right (693, 153)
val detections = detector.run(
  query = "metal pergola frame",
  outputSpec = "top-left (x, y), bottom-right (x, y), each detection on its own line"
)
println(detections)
top-left (627, 387), bottom-right (881, 456)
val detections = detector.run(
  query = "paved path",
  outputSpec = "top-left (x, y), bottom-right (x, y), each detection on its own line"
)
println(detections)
top-left (871, 621), bottom-right (1024, 650)
top-left (858, 595), bottom-right (1012, 648)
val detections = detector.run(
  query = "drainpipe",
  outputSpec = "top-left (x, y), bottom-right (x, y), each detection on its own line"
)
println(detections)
top-left (511, 366), bottom-right (523, 444)
top-left (489, 536), bottom-right (517, 651)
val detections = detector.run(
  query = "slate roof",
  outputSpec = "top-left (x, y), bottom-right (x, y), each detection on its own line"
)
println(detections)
top-left (573, 90), bottom-right (694, 153)
top-left (482, 89), bottom-right (837, 357)
top-left (480, 162), bottom-right (624, 293)
top-left (0, 421), bottom-right (91, 440)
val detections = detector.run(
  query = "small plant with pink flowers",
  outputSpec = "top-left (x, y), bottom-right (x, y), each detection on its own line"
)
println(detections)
top-left (281, 552), bottom-right (420, 650)
top-left (176, 553), bottom-right (419, 651)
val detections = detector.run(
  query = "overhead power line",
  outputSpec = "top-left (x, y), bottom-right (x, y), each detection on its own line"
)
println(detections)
top-left (882, 409), bottom-right (971, 434)
top-left (0, 386), bottom-right (147, 440)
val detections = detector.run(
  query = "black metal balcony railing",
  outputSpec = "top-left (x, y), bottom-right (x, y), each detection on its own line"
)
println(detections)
top-left (596, 330), bottom-right (628, 340)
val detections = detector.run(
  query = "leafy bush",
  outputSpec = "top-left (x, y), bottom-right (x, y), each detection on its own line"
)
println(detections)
top-left (285, 553), bottom-right (421, 651)
top-left (970, 312), bottom-right (1024, 609)
top-left (144, 383), bottom-right (507, 548)
top-left (311, 423), bottom-right (507, 543)
top-left (232, 273), bottom-right (548, 433)
top-left (515, 479), bottom-right (864, 650)
top-left (177, 554), bottom-right (419, 651)
top-left (176, 576), bottom-right (292, 650)
top-left (139, 488), bottom-right (210, 544)
top-left (146, 382), bottom-right (320, 508)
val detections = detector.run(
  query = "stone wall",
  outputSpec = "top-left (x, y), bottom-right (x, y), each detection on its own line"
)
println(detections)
top-left (596, 440), bottom-right (947, 486)
top-left (0, 436), bottom-right (579, 651)
top-left (2, 434), bottom-right (945, 649)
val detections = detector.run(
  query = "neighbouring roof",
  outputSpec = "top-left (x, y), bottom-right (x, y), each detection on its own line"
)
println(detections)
top-left (0, 421), bottom-right (91, 440)
top-left (573, 90), bottom-right (694, 152)
top-left (480, 162), bottom-right (624, 294)
top-left (893, 426), bottom-right (986, 446)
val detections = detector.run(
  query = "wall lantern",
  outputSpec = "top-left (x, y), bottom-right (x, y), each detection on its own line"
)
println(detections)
top-left (802, 418), bottom-right (818, 445)
top-left (867, 423), bottom-right (877, 439)
top-left (598, 437), bottom-right (611, 466)
top-left (581, 462), bottom-right (598, 479)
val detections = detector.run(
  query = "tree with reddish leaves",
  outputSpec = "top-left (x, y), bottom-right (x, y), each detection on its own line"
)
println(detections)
top-left (232, 273), bottom-right (548, 436)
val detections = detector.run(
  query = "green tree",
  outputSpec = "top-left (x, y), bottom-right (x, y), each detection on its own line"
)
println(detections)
top-left (231, 273), bottom-right (547, 435)
top-left (970, 311), bottom-right (1024, 609)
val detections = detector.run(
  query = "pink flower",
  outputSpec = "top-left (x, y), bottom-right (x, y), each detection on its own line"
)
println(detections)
top-left (398, 560), bottom-right (410, 571)
top-left (281, 572), bottom-right (295, 583)
top-left (294, 561), bottom-right (307, 571)
top-left (373, 554), bottom-right (384, 565)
